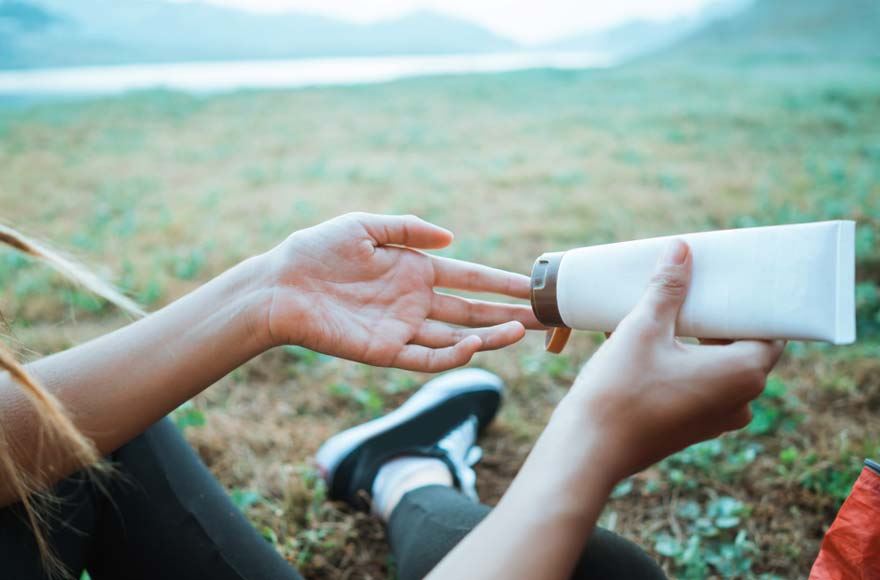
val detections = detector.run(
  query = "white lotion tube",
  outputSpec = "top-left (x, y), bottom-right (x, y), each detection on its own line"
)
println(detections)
top-left (530, 221), bottom-right (856, 345)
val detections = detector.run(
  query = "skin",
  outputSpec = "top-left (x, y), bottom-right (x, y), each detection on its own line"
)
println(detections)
top-left (0, 212), bottom-right (541, 506)
top-left (428, 239), bottom-right (785, 580)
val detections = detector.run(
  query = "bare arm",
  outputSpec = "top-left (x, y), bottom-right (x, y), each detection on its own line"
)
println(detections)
top-left (428, 407), bottom-right (616, 580)
top-left (0, 256), bottom-right (272, 504)
top-left (0, 213), bottom-right (541, 507)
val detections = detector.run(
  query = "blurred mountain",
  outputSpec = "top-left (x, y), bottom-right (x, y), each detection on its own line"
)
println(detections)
top-left (668, 0), bottom-right (880, 58)
top-left (544, 1), bottom-right (751, 61)
top-left (546, 18), bottom-right (701, 59)
top-left (6, 0), bottom-right (872, 71)
top-left (0, 0), bottom-right (515, 69)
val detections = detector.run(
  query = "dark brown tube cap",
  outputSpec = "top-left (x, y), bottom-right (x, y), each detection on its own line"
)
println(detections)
top-left (530, 252), bottom-right (567, 328)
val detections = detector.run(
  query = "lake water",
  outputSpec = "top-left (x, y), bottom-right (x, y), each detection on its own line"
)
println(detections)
top-left (0, 52), bottom-right (612, 98)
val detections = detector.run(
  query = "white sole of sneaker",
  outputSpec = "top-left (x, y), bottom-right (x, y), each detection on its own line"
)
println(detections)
top-left (315, 368), bottom-right (503, 482)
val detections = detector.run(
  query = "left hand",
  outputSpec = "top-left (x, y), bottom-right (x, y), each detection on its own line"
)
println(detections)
top-left (259, 212), bottom-right (542, 372)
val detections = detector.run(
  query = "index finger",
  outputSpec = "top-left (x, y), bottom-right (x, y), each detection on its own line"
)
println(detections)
top-left (431, 255), bottom-right (531, 299)
top-left (696, 339), bottom-right (786, 378)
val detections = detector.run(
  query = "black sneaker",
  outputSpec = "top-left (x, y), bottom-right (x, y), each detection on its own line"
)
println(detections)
top-left (315, 368), bottom-right (503, 510)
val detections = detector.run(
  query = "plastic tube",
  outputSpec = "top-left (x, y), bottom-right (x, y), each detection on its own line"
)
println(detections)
top-left (530, 221), bottom-right (856, 348)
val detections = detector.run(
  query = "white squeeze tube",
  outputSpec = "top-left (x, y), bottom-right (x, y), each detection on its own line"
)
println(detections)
top-left (530, 221), bottom-right (856, 353)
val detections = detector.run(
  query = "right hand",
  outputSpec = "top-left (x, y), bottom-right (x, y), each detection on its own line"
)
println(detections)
top-left (562, 239), bottom-right (785, 482)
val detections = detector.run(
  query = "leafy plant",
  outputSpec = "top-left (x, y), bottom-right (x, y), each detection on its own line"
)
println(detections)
top-left (284, 345), bottom-right (331, 368)
top-left (291, 469), bottom-right (341, 567)
top-left (171, 400), bottom-right (206, 431)
top-left (172, 247), bottom-right (207, 280)
top-left (328, 382), bottom-right (385, 417)
top-left (610, 478), bottom-right (634, 499)
top-left (779, 441), bottom-right (880, 502)
top-left (747, 377), bottom-right (802, 436)
top-left (655, 497), bottom-right (756, 578)
top-left (659, 438), bottom-right (763, 489)
top-left (62, 287), bottom-right (106, 313)
top-left (855, 281), bottom-right (880, 339)
top-left (800, 445), bottom-right (880, 502)
top-left (230, 488), bottom-right (264, 512)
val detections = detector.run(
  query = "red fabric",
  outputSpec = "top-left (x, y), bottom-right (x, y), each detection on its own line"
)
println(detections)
top-left (809, 466), bottom-right (880, 580)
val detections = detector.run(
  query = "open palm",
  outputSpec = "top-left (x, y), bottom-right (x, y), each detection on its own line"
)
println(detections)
top-left (263, 213), bottom-right (541, 372)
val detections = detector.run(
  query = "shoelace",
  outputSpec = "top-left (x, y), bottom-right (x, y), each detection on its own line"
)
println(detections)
top-left (437, 416), bottom-right (483, 501)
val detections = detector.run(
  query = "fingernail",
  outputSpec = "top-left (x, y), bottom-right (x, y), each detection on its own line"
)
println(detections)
top-left (662, 239), bottom-right (688, 265)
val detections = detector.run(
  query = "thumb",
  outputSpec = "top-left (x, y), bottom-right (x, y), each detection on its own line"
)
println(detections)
top-left (633, 239), bottom-right (692, 330)
top-left (357, 213), bottom-right (453, 249)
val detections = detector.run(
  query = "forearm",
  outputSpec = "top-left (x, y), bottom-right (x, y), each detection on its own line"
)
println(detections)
top-left (427, 404), bottom-right (618, 580)
top-left (0, 254), bottom-right (276, 504)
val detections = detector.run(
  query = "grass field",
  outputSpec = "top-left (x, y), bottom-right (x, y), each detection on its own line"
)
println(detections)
top-left (2, 56), bottom-right (880, 579)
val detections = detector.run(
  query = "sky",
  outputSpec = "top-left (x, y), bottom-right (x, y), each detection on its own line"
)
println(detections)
top-left (196, 0), bottom-right (717, 45)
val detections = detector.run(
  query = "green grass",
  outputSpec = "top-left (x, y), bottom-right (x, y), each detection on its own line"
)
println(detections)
top-left (2, 55), bottom-right (880, 579)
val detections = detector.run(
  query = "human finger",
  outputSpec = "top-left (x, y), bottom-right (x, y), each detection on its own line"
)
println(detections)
top-left (354, 213), bottom-right (453, 250)
top-left (699, 339), bottom-right (786, 375)
top-left (689, 339), bottom-right (786, 404)
top-left (430, 293), bottom-right (543, 330)
top-left (431, 256), bottom-right (531, 299)
top-left (410, 320), bottom-right (526, 350)
top-left (390, 336), bottom-right (483, 372)
top-left (623, 239), bottom-right (692, 337)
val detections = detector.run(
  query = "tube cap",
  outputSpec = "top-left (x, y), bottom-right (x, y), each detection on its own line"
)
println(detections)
top-left (531, 252), bottom-right (572, 354)
top-left (530, 252), bottom-right (567, 327)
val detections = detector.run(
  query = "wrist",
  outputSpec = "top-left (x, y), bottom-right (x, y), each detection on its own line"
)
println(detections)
top-left (502, 402), bottom-right (620, 524)
top-left (240, 247), bottom-right (319, 350)
top-left (225, 252), bottom-right (282, 352)
top-left (545, 401), bottom-right (623, 492)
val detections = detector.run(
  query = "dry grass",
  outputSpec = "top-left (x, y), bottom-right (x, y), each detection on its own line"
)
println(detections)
top-left (2, 57), bottom-right (880, 578)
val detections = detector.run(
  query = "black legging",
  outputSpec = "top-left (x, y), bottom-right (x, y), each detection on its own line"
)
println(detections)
top-left (0, 418), bottom-right (665, 580)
